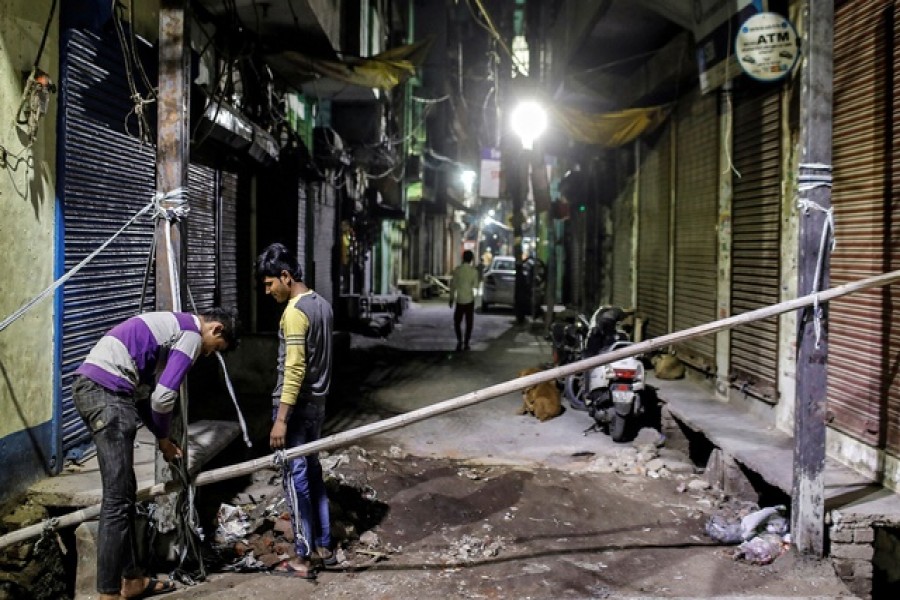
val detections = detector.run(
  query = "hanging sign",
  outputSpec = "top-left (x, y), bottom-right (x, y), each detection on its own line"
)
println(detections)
top-left (735, 12), bottom-right (799, 82)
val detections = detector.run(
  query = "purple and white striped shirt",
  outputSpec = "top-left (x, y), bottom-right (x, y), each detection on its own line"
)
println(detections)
top-left (75, 312), bottom-right (202, 438)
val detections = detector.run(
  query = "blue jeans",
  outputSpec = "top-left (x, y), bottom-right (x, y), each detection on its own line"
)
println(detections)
top-left (275, 400), bottom-right (331, 558)
top-left (72, 376), bottom-right (141, 595)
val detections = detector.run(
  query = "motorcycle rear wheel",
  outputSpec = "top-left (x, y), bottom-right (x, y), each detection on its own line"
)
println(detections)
top-left (610, 413), bottom-right (628, 442)
top-left (564, 374), bottom-right (588, 411)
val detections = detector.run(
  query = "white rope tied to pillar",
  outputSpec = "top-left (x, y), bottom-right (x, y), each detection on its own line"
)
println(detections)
top-left (797, 163), bottom-right (836, 347)
top-left (154, 187), bottom-right (188, 311)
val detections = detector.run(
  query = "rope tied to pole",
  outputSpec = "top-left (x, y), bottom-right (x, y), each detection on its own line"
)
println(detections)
top-left (797, 163), bottom-right (836, 348)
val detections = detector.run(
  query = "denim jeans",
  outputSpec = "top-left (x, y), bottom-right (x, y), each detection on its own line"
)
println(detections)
top-left (72, 376), bottom-right (141, 594)
top-left (275, 400), bottom-right (331, 557)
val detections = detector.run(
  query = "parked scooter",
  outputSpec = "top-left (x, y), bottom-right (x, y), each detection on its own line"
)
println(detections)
top-left (548, 313), bottom-right (591, 410)
top-left (564, 306), bottom-right (645, 442)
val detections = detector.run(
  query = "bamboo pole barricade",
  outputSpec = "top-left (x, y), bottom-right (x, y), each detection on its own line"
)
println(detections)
top-left (3, 268), bottom-right (900, 550)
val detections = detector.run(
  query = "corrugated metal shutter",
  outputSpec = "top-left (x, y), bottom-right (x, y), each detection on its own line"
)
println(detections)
top-left (827, 1), bottom-right (894, 445)
top-left (187, 165), bottom-right (217, 312)
top-left (730, 87), bottom-right (781, 402)
top-left (312, 182), bottom-right (337, 305)
top-left (673, 88), bottom-right (719, 371)
top-left (637, 126), bottom-right (672, 340)
top-left (611, 178), bottom-right (635, 309)
top-left (296, 182), bottom-right (308, 276)
top-left (60, 30), bottom-right (156, 453)
top-left (219, 171), bottom-right (239, 311)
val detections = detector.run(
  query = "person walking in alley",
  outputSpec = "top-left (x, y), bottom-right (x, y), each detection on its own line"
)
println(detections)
top-left (72, 308), bottom-right (240, 600)
top-left (449, 249), bottom-right (480, 351)
top-left (256, 242), bottom-right (335, 579)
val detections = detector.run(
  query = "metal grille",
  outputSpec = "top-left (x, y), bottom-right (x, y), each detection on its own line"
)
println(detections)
top-left (297, 182), bottom-right (308, 277)
top-left (637, 126), bottom-right (672, 340)
top-left (827, 0), bottom-right (896, 446)
top-left (611, 177), bottom-right (635, 310)
top-left (312, 182), bottom-right (337, 305)
top-left (60, 29), bottom-right (156, 453)
top-left (730, 87), bottom-right (782, 402)
top-left (673, 88), bottom-right (719, 371)
top-left (219, 171), bottom-right (239, 311)
top-left (187, 165), bottom-right (217, 312)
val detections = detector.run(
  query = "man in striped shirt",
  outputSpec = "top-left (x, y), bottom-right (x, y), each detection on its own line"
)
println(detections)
top-left (73, 307), bottom-right (239, 600)
top-left (257, 242), bottom-right (334, 579)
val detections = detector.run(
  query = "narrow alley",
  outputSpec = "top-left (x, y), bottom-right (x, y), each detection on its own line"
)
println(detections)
top-left (38, 299), bottom-right (852, 600)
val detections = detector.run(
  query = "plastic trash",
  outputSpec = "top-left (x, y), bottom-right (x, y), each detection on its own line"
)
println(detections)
top-left (740, 505), bottom-right (787, 540)
top-left (733, 533), bottom-right (788, 565)
top-left (705, 514), bottom-right (744, 544)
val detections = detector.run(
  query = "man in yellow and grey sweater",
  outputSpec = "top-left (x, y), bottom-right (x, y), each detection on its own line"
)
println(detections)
top-left (257, 242), bottom-right (334, 579)
top-left (449, 249), bottom-right (480, 351)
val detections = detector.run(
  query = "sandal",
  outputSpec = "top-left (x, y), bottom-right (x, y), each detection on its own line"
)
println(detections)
top-left (273, 559), bottom-right (317, 580)
top-left (122, 576), bottom-right (176, 599)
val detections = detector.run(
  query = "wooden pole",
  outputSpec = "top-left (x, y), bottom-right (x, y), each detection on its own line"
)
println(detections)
top-left (792, 0), bottom-right (833, 558)
top-left (4, 269), bottom-right (900, 550)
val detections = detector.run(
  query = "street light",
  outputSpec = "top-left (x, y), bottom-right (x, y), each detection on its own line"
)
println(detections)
top-left (460, 169), bottom-right (477, 195)
top-left (508, 99), bottom-right (549, 322)
top-left (510, 100), bottom-right (547, 151)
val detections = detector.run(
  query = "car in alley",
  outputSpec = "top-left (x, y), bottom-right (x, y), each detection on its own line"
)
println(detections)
top-left (480, 255), bottom-right (516, 311)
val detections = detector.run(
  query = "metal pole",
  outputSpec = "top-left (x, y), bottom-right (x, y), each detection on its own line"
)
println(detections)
top-left (792, 0), bottom-right (833, 558)
top-left (5, 269), bottom-right (900, 550)
top-left (155, 0), bottom-right (191, 532)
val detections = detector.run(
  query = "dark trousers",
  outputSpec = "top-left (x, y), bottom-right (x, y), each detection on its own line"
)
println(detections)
top-left (72, 376), bottom-right (141, 595)
top-left (454, 302), bottom-right (475, 345)
top-left (275, 400), bottom-right (331, 557)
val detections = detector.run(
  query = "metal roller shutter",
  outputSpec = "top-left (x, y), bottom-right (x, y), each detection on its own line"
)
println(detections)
top-left (297, 182), bottom-right (309, 277)
top-left (60, 30), bottom-right (156, 454)
top-left (219, 172), bottom-right (239, 311)
top-left (827, 1), bottom-right (895, 447)
top-left (637, 126), bottom-right (672, 340)
top-left (673, 88), bottom-right (719, 371)
top-left (311, 182), bottom-right (337, 305)
top-left (611, 178), bottom-right (635, 310)
top-left (730, 87), bottom-right (781, 402)
top-left (187, 165), bottom-right (217, 312)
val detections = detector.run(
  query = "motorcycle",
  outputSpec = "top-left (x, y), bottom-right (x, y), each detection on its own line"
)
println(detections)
top-left (548, 313), bottom-right (591, 410)
top-left (564, 306), bottom-right (645, 442)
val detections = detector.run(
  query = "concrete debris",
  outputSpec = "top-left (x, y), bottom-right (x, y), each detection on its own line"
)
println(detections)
top-left (359, 530), bottom-right (381, 548)
top-left (447, 534), bottom-right (506, 562)
top-left (585, 428), bottom-right (701, 483)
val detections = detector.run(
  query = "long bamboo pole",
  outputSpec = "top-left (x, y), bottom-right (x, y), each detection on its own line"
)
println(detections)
top-left (4, 268), bottom-right (900, 550)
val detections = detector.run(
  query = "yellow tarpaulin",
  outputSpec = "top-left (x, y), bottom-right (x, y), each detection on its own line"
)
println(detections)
top-left (549, 104), bottom-right (672, 147)
top-left (283, 37), bottom-right (434, 91)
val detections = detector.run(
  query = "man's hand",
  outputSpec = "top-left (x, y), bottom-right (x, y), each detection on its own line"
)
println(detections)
top-left (270, 419), bottom-right (287, 449)
top-left (158, 438), bottom-right (182, 463)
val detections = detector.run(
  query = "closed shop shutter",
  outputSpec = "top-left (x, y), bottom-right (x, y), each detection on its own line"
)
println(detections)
top-left (311, 182), bottom-right (337, 305)
top-left (730, 87), bottom-right (781, 402)
top-left (219, 171), bottom-right (239, 311)
top-left (637, 126), bottom-right (672, 340)
top-left (60, 30), bottom-right (156, 454)
top-left (187, 165), bottom-right (217, 312)
top-left (296, 182), bottom-right (308, 276)
top-left (611, 178), bottom-right (635, 309)
top-left (673, 88), bottom-right (719, 371)
top-left (828, 1), bottom-right (896, 447)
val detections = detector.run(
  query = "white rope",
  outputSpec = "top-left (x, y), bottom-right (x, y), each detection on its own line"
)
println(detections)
top-left (0, 199), bottom-right (155, 333)
top-left (275, 450), bottom-right (312, 557)
top-left (216, 352), bottom-right (253, 448)
top-left (797, 163), bottom-right (836, 347)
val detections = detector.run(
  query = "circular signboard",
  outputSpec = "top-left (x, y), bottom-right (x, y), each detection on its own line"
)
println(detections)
top-left (735, 12), bottom-right (799, 82)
